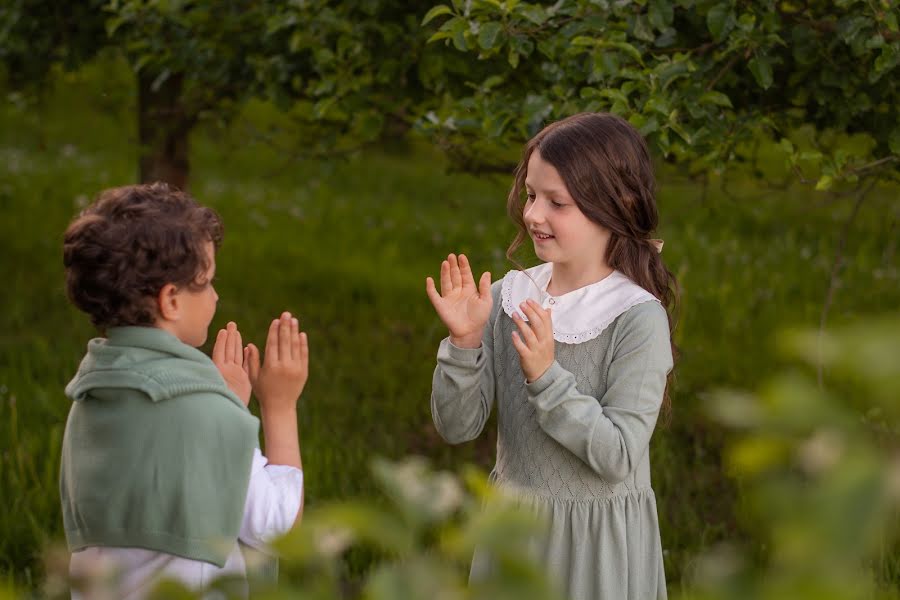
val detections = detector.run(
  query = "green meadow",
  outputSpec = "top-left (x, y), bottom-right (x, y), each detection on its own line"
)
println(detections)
top-left (1, 57), bottom-right (898, 591)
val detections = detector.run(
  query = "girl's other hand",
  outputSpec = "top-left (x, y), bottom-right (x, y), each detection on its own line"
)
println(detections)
top-left (426, 253), bottom-right (492, 349)
top-left (511, 299), bottom-right (555, 382)
top-left (250, 312), bottom-right (309, 413)
top-left (212, 321), bottom-right (252, 406)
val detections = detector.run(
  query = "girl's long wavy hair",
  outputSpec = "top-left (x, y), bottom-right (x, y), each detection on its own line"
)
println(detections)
top-left (506, 112), bottom-right (679, 416)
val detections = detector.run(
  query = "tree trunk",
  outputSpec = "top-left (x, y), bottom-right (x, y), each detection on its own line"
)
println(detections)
top-left (138, 71), bottom-right (192, 190)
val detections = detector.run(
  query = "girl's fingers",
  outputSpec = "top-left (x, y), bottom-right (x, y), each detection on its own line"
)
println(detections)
top-left (478, 271), bottom-right (492, 301)
top-left (523, 301), bottom-right (552, 339)
top-left (212, 328), bottom-right (228, 364)
top-left (426, 276), bottom-right (443, 308)
top-left (448, 253), bottom-right (462, 289)
top-left (265, 318), bottom-right (280, 362)
top-left (511, 331), bottom-right (527, 356)
top-left (439, 260), bottom-right (451, 296)
top-left (278, 312), bottom-right (292, 359)
top-left (291, 318), bottom-right (301, 360)
top-left (458, 254), bottom-right (474, 287)
top-left (242, 347), bottom-right (251, 375)
top-left (511, 312), bottom-right (538, 347)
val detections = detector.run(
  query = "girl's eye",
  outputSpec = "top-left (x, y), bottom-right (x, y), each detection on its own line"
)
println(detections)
top-left (551, 200), bottom-right (564, 208)
top-left (525, 192), bottom-right (536, 202)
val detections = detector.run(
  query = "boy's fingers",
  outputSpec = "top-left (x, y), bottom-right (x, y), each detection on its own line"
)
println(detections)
top-left (242, 346), bottom-right (251, 375)
top-left (291, 318), bottom-right (301, 360)
top-left (246, 344), bottom-right (260, 382)
top-left (266, 318), bottom-right (280, 361)
top-left (225, 321), bottom-right (237, 362)
top-left (279, 312), bottom-right (292, 359)
top-left (299, 332), bottom-right (309, 371)
top-left (233, 329), bottom-right (243, 364)
top-left (212, 328), bottom-right (227, 364)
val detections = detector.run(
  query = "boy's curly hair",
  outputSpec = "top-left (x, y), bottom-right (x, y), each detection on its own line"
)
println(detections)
top-left (63, 183), bottom-right (224, 330)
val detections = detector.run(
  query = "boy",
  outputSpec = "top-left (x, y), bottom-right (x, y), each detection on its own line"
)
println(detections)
top-left (60, 183), bottom-right (307, 598)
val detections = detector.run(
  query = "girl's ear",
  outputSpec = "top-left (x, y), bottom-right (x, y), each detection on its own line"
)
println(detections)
top-left (156, 283), bottom-right (180, 322)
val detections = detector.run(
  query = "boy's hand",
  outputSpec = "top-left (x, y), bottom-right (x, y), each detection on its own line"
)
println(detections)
top-left (510, 300), bottom-right (555, 383)
top-left (251, 312), bottom-right (309, 412)
top-left (212, 321), bottom-right (252, 406)
top-left (425, 253), bottom-right (492, 349)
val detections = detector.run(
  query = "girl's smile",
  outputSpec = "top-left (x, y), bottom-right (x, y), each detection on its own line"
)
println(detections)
top-left (523, 150), bottom-right (611, 287)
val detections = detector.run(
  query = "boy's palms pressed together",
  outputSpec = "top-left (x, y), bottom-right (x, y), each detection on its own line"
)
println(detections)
top-left (251, 312), bottom-right (309, 409)
top-left (213, 312), bottom-right (308, 523)
top-left (212, 321), bottom-right (253, 406)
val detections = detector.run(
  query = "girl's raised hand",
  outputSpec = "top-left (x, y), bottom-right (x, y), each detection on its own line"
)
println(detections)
top-left (212, 321), bottom-right (252, 406)
top-left (510, 299), bottom-right (555, 382)
top-left (426, 253), bottom-right (492, 349)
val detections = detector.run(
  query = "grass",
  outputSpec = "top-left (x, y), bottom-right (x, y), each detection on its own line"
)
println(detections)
top-left (1, 55), bottom-right (898, 591)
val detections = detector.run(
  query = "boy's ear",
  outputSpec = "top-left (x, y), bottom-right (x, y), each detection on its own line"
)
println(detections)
top-left (156, 283), bottom-right (181, 322)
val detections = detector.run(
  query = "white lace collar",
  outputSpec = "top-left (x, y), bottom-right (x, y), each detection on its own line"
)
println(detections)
top-left (500, 262), bottom-right (659, 345)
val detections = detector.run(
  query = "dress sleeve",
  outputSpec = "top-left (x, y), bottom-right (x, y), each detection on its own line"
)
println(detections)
top-left (430, 280), bottom-right (503, 444)
top-left (238, 448), bottom-right (304, 551)
top-left (525, 301), bottom-right (673, 483)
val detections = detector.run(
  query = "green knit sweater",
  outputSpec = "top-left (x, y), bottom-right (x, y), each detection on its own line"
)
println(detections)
top-left (60, 327), bottom-right (259, 567)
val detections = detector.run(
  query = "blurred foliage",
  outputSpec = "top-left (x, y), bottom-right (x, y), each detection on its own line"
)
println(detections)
top-left (0, 0), bottom-right (437, 182)
top-left (682, 317), bottom-right (900, 598)
top-left (3, 1), bottom-right (897, 186)
top-left (50, 458), bottom-right (563, 600)
top-left (420, 0), bottom-right (900, 187)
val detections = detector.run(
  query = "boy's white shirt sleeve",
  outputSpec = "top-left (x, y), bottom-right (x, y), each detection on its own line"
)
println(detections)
top-left (238, 447), bottom-right (304, 551)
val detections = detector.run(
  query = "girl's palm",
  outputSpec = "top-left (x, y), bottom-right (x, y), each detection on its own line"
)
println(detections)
top-left (426, 254), bottom-right (492, 346)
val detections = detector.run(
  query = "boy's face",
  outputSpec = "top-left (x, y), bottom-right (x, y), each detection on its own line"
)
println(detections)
top-left (171, 241), bottom-right (219, 347)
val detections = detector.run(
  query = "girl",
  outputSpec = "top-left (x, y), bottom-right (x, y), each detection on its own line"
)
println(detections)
top-left (426, 113), bottom-right (676, 600)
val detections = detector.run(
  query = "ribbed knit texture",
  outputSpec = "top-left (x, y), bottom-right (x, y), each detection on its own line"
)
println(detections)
top-left (432, 280), bottom-right (672, 600)
top-left (61, 326), bottom-right (260, 567)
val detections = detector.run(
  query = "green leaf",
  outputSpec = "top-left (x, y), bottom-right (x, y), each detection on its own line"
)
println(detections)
top-left (427, 30), bottom-right (453, 43)
top-left (477, 22), bottom-right (503, 50)
top-left (422, 4), bottom-right (454, 26)
top-left (699, 90), bottom-right (733, 108)
top-left (779, 138), bottom-right (794, 155)
top-left (571, 36), bottom-right (596, 47)
top-left (648, 0), bottom-right (674, 30)
top-left (598, 40), bottom-right (643, 64)
top-left (633, 15), bottom-right (655, 42)
top-left (748, 55), bottom-right (773, 89)
top-left (888, 127), bottom-right (900, 155)
top-left (508, 48), bottom-right (520, 68)
top-left (815, 174), bottom-right (834, 191)
top-left (707, 4), bottom-right (735, 41)
top-left (518, 4), bottom-right (548, 25)
top-left (449, 17), bottom-right (468, 51)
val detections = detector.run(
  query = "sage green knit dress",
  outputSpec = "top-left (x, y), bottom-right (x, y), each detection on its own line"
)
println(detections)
top-left (431, 279), bottom-right (672, 600)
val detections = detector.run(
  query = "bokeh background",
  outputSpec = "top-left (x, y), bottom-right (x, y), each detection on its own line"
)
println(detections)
top-left (1, 1), bottom-right (898, 597)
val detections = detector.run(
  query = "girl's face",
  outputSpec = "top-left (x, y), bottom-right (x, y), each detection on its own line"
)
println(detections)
top-left (523, 150), bottom-right (611, 270)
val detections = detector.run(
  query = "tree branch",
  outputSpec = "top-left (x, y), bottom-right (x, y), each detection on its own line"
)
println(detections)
top-left (817, 178), bottom-right (876, 386)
